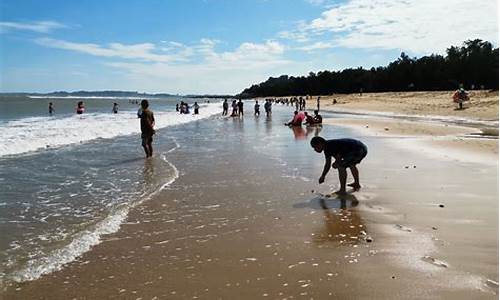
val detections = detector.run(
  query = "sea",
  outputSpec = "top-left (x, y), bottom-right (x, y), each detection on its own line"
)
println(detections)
top-left (0, 95), bottom-right (222, 286)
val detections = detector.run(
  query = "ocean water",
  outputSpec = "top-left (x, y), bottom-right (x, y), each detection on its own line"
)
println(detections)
top-left (0, 96), bottom-right (221, 285)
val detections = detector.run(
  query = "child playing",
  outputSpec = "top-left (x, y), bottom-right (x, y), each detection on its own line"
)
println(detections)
top-left (310, 136), bottom-right (367, 195)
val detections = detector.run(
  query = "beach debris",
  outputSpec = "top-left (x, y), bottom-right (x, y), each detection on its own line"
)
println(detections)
top-left (395, 224), bottom-right (412, 232)
top-left (365, 236), bottom-right (373, 243)
top-left (439, 204), bottom-right (445, 208)
top-left (413, 165), bottom-right (416, 168)
top-left (432, 226), bottom-right (438, 230)
top-left (391, 276), bottom-right (396, 279)
top-left (365, 125), bottom-right (369, 128)
top-left (311, 189), bottom-right (315, 193)
top-left (422, 256), bottom-right (448, 268)
top-left (384, 127), bottom-right (389, 131)
top-left (404, 166), bottom-right (409, 168)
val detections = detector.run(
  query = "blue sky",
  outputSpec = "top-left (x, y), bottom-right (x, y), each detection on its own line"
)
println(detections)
top-left (1, 0), bottom-right (498, 94)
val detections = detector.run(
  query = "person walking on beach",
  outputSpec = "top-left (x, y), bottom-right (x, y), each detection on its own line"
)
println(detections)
top-left (222, 99), bottom-right (229, 116)
top-left (316, 96), bottom-right (321, 112)
top-left (76, 101), bottom-right (85, 114)
top-left (48, 102), bottom-right (54, 115)
top-left (452, 88), bottom-right (469, 110)
top-left (112, 102), bottom-right (119, 114)
top-left (310, 136), bottom-right (367, 195)
top-left (193, 102), bottom-right (200, 115)
top-left (254, 100), bottom-right (260, 116)
top-left (237, 99), bottom-right (244, 117)
top-left (176, 103), bottom-right (180, 112)
top-left (140, 100), bottom-right (155, 158)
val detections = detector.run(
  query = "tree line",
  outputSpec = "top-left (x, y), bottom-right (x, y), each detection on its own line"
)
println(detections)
top-left (239, 39), bottom-right (498, 98)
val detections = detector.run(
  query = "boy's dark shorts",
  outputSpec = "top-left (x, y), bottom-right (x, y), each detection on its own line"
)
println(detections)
top-left (339, 145), bottom-right (368, 168)
top-left (141, 133), bottom-right (153, 146)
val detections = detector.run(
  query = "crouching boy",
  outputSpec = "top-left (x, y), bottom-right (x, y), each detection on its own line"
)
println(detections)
top-left (310, 136), bottom-right (367, 195)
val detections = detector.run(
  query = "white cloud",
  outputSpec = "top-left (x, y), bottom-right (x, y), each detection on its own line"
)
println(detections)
top-left (287, 0), bottom-right (498, 54)
top-left (35, 38), bottom-right (191, 63)
top-left (0, 21), bottom-right (66, 33)
top-left (304, 0), bottom-right (326, 5)
top-left (296, 41), bottom-right (335, 52)
top-left (34, 37), bottom-right (290, 94)
top-left (278, 20), bottom-right (311, 42)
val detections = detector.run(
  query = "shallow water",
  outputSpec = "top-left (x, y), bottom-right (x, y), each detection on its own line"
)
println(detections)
top-left (0, 97), bottom-right (221, 285)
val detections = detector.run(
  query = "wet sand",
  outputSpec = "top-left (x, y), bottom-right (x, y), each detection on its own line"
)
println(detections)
top-left (3, 105), bottom-right (498, 299)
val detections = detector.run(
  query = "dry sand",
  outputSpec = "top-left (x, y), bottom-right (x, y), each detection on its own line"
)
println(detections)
top-left (307, 90), bottom-right (499, 120)
top-left (301, 90), bottom-right (499, 164)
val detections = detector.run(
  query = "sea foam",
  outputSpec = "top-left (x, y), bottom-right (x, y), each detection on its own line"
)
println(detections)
top-left (0, 103), bottom-right (221, 157)
top-left (9, 153), bottom-right (179, 283)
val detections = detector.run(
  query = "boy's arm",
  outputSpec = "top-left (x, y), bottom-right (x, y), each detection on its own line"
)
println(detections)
top-left (319, 156), bottom-right (332, 183)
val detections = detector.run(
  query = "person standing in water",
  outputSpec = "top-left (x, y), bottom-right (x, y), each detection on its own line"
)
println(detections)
top-left (222, 99), bottom-right (229, 116)
top-left (310, 136), bottom-right (367, 195)
top-left (140, 100), bottom-right (155, 158)
top-left (48, 102), bottom-right (54, 115)
top-left (237, 99), bottom-right (244, 117)
top-left (76, 101), bottom-right (85, 114)
top-left (194, 102), bottom-right (200, 115)
top-left (112, 102), bottom-right (119, 114)
top-left (254, 100), bottom-right (260, 116)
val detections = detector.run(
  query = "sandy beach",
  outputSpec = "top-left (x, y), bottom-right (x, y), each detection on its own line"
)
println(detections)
top-left (309, 90), bottom-right (499, 120)
top-left (2, 92), bottom-right (498, 299)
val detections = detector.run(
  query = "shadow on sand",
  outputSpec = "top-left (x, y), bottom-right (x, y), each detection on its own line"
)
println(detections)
top-left (294, 193), bottom-right (366, 245)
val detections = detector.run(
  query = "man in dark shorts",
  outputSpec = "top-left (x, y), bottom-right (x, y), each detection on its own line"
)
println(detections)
top-left (140, 100), bottom-right (155, 158)
top-left (237, 99), bottom-right (244, 116)
top-left (310, 136), bottom-right (367, 195)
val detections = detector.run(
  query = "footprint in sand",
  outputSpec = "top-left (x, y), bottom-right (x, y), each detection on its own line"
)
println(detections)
top-left (395, 224), bottom-right (412, 232)
top-left (422, 255), bottom-right (448, 268)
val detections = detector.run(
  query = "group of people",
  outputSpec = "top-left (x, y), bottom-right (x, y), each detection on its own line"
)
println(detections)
top-left (220, 99), bottom-right (244, 117)
top-left (48, 101), bottom-right (120, 115)
top-left (176, 101), bottom-right (200, 115)
top-left (285, 110), bottom-right (322, 126)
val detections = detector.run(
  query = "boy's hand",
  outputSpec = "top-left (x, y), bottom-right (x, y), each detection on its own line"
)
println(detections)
top-left (332, 161), bottom-right (339, 169)
top-left (319, 176), bottom-right (325, 184)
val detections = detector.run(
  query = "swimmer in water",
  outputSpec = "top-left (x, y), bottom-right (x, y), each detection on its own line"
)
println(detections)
top-left (76, 101), bottom-right (85, 114)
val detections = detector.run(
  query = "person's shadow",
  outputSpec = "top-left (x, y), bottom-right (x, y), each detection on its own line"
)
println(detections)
top-left (293, 192), bottom-right (359, 210)
top-left (294, 193), bottom-right (365, 245)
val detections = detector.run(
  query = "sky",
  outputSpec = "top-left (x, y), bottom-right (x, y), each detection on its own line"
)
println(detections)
top-left (0, 0), bottom-right (498, 94)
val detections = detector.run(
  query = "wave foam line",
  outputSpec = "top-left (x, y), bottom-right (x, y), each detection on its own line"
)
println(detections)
top-left (10, 155), bottom-right (180, 283)
top-left (0, 103), bottom-right (221, 157)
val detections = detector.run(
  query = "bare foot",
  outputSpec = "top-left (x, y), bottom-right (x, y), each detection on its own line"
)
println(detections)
top-left (334, 189), bottom-right (347, 195)
top-left (348, 182), bottom-right (361, 190)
